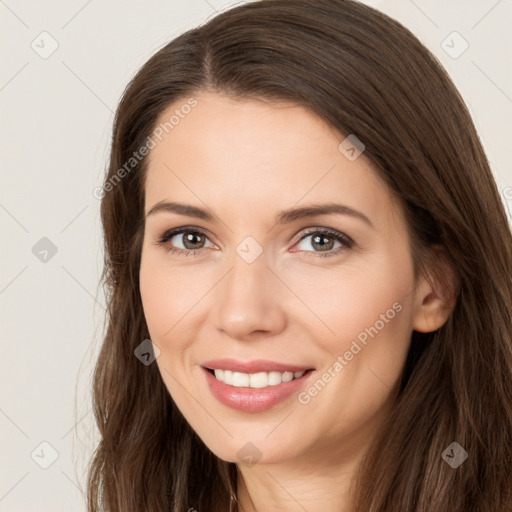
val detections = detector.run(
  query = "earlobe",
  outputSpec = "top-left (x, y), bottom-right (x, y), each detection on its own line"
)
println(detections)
top-left (412, 287), bottom-right (452, 333)
top-left (412, 252), bottom-right (459, 333)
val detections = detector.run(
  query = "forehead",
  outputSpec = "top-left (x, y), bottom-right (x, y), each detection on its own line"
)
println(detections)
top-left (144, 91), bottom-right (400, 228)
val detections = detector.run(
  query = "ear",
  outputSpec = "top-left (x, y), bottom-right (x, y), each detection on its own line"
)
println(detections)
top-left (412, 246), bottom-right (459, 333)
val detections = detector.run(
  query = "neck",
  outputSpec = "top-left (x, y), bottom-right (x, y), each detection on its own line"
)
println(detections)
top-left (231, 388), bottom-right (396, 511)
top-left (234, 436), bottom-right (369, 512)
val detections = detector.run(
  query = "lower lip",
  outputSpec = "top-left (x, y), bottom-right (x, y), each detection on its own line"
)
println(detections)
top-left (202, 367), bottom-right (314, 412)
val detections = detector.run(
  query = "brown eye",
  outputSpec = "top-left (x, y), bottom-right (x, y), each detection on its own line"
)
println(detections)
top-left (294, 229), bottom-right (355, 257)
top-left (310, 234), bottom-right (336, 251)
top-left (156, 228), bottom-right (214, 255)
top-left (179, 231), bottom-right (206, 250)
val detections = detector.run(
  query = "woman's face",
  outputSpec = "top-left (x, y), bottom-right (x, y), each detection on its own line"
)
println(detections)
top-left (139, 91), bottom-right (425, 467)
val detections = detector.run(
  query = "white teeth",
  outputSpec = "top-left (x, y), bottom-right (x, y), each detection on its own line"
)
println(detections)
top-left (268, 371), bottom-right (282, 386)
top-left (281, 371), bottom-right (294, 382)
top-left (223, 370), bottom-right (233, 385)
top-left (249, 372), bottom-right (268, 388)
top-left (232, 372), bottom-right (250, 387)
top-left (211, 368), bottom-right (307, 387)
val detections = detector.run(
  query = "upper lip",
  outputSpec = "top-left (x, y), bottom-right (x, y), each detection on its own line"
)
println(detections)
top-left (201, 358), bottom-right (314, 374)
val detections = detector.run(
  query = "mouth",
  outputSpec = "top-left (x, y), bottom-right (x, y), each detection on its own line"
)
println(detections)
top-left (204, 367), bottom-right (313, 388)
top-left (200, 358), bottom-right (316, 412)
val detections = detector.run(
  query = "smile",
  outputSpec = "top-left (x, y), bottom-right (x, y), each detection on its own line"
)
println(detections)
top-left (210, 369), bottom-right (306, 388)
top-left (200, 359), bottom-right (315, 412)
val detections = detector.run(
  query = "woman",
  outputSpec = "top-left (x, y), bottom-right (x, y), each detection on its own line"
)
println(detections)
top-left (87, 1), bottom-right (512, 511)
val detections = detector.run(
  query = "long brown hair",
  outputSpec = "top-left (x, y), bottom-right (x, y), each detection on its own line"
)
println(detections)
top-left (87, 1), bottom-right (512, 510)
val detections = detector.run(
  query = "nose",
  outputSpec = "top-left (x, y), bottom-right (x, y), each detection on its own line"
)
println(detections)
top-left (212, 247), bottom-right (287, 341)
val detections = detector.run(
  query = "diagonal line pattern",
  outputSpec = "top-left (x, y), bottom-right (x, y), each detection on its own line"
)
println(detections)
top-left (61, 265), bottom-right (107, 311)
top-left (61, 470), bottom-right (85, 496)
top-left (264, 410), bottom-right (294, 439)
top-left (201, 0), bottom-right (219, 13)
top-left (0, 202), bottom-right (29, 232)
top-left (162, 366), bottom-right (233, 437)
top-left (0, 407), bottom-right (29, 438)
top-left (60, 205), bottom-right (89, 233)
top-left (0, 62), bottom-right (29, 92)
top-left (0, 0), bottom-right (29, 28)
top-left (163, 162), bottom-right (234, 233)
top-left (367, 366), bottom-right (391, 391)
top-left (471, 61), bottom-right (512, 105)
top-left (61, 0), bottom-right (93, 29)
top-left (60, 408), bottom-right (92, 439)
top-left (471, 0), bottom-right (503, 30)
top-left (61, 61), bottom-right (114, 113)
top-left (265, 266), bottom-right (336, 335)
top-left (406, 0), bottom-right (439, 28)
top-left (0, 472), bottom-right (29, 502)
top-left (265, 470), bottom-right (309, 511)
top-left (0, 265), bottom-right (29, 295)
top-left (163, 267), bottom-right (233, 337)
top-left (266, 164), bottom-right (336, 235)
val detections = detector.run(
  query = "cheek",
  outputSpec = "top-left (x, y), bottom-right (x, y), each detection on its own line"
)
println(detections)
top-left (139, 258), bottom-right (199, 400)
top-left (139, 253), bottom-right (215, 405)
top-left (295, 278), bottom-right (414, 442)
top-left (139, 264), bottom-right (170, 340)
top-left (324, 269), bottom-right (414, 401)
top-left (290, 249), bottom-right (415, 417)
top-left (139, 251), bottom-right (203, 342)
top-left (284, 255), bottom-right (414, 356)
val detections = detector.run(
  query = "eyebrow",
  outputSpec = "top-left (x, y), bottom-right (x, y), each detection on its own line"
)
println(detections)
top-left (145, 201), bottom-right (374, 229)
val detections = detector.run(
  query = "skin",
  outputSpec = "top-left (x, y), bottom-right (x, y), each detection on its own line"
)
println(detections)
top-left (139, 91), bottom-right (454, 512)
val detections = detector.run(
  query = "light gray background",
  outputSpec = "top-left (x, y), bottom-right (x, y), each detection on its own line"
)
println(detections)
top-left (1, 0), bottom-right (511, 510)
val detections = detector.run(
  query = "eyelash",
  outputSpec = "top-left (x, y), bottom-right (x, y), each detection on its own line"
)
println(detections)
top-left (154, 226), bottom-right (355, 258)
